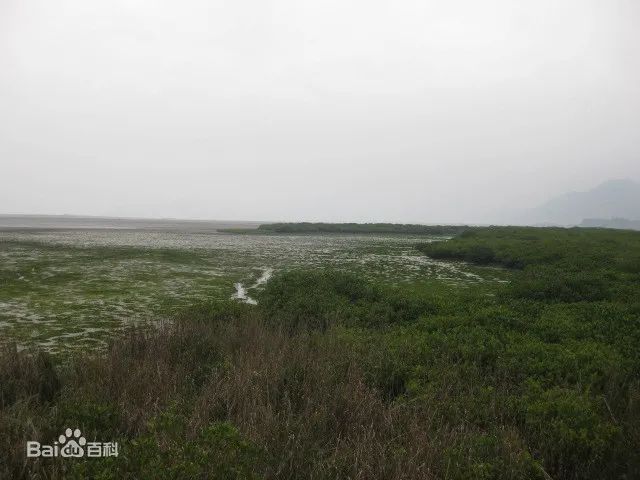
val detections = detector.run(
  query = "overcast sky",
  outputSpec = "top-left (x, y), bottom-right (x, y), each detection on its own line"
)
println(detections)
top-left (1, 0), bottom-right (639, 223)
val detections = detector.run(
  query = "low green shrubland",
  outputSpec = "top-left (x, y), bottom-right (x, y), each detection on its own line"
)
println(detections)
top-left (2, 227), bottom-right (640, 478)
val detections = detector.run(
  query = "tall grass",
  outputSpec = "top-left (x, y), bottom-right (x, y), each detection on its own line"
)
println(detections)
top-left (0, 320), bottom-right (473, 477)
top-left (0, 302), bottom-right (547, 479)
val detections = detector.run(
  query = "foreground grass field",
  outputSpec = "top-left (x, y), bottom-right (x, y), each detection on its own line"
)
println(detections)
top-left (1, 227), bottom-right (640, 479)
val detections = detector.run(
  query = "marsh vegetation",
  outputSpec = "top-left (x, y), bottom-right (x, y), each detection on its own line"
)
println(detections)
top-left (1, 226), bottom-right (639, 478)
top-left (0, 230), bottom-right (488, 353)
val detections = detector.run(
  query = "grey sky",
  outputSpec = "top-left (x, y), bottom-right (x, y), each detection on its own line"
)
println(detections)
top-left (1, 0), bottom-right (639, 223)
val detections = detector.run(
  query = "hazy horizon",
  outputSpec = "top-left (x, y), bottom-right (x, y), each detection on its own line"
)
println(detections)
top-left (2, 0), bottom-right (639, 224)
top-left (2, 177), bottom-right (640, 225)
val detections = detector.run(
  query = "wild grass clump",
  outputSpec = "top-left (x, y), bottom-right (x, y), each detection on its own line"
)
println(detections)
top-left (0, 347), bottom-right (59, 408)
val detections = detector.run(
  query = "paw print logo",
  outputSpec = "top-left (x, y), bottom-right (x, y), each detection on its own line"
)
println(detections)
top-left (59, 428), bottom-right (86, 457)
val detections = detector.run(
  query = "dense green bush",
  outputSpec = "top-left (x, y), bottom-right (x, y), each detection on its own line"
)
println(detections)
top-left (258, 269), bottom-right (439, 330)
top-left (507, 267), bottom-right (611, 302)
top-left (514, 383), bottom-right (621, 478)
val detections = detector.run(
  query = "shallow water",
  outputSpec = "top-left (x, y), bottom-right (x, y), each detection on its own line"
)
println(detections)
top-left (231, 267), bottom-right (274, 305)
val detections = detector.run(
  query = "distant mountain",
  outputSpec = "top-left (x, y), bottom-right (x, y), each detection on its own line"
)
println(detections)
top-left (524, 179), bottom-right (640, 226)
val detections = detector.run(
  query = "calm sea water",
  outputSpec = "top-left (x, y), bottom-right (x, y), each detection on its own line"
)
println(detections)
top-left (0, 214), bottom-right (262, 232)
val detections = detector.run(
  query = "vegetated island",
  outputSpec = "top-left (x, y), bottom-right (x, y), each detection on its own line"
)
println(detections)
top-left (220, 222), bottom-right (470, 235)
